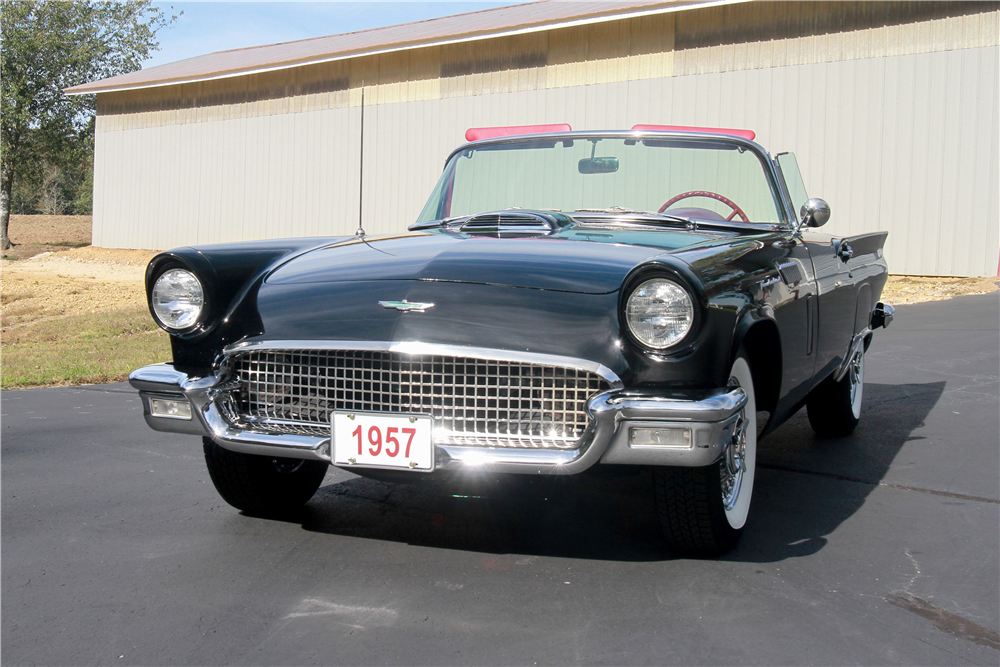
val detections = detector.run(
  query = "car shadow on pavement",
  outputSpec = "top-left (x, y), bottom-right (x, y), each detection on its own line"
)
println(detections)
top-left (291, 381), bottom-right (944, 563)
top-left (738, 380), bottom-right (946, 563)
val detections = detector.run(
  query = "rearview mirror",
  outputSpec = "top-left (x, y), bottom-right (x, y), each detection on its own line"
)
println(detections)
top-left (578, 157), bottom-right (619, 174)
top-left (800, 198), bottom-right (831, 228)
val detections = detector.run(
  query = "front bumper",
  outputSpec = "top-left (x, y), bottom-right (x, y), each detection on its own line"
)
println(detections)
top-left (130, 363), bottom-right (746, 475)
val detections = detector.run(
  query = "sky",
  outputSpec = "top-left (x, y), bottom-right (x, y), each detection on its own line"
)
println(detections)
top-left (144, 1), bottom-right (527, 70)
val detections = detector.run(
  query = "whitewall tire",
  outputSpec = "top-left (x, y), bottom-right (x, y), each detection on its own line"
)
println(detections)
top-left (653, 350), bottom-right (757, 556)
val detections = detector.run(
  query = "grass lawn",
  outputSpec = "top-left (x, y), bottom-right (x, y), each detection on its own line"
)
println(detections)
top-left (1, 215), bottom-right (168, 389)
top-left (1, 306), bottom-right (170, 389)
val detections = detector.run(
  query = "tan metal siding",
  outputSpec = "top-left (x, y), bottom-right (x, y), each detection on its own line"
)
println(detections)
top-left (672, 1), bottom-right (999, 74)
top-left (92, 2), bottom-right (998, 131)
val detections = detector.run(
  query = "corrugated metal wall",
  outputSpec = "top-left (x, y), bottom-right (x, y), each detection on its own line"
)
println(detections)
top-left (92, 1), bottom-right (1000, 276)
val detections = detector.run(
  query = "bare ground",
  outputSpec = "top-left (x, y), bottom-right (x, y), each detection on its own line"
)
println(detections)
top-left (2, 247), bottom-right (156, 322)
top-left (881, 275), bottom-right (999, 305)
top-left (2, 216), bottom-right (158, 324)
top-left (2, 215), bottom-right (93, 260)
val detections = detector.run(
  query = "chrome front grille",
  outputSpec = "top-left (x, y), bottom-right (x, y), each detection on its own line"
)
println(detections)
top-left (227, 349), bottom-right (609, 449)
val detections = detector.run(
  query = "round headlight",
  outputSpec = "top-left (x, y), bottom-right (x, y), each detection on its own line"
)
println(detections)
top-left (151, 268), bottom-right (204, 330)
top-left (625, 278), bottom-right (694, 349)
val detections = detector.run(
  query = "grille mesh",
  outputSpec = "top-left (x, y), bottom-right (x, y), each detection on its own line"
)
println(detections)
top-left (228, 349), bottom-right (609, 449)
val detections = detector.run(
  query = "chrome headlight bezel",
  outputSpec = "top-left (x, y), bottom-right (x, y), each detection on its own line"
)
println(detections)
top-left (150, 267), bottom-right (205, 332)
top-left (623, 276), bottom-right (697, 351)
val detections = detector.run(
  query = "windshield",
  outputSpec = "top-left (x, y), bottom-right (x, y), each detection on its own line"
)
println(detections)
top-left (417, 136), bottom-right (783, 225)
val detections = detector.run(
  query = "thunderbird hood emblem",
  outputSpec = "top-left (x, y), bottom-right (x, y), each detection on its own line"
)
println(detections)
top-left (379, 300), bottom-right (435, 312)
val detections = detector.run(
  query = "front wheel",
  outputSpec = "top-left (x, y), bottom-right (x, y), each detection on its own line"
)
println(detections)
top-left (653, 352), bottom-right (757, 557)
top-left (806, 348), bottom-right (864, 437)
top-left (203, 438), bottom-right (328, 516)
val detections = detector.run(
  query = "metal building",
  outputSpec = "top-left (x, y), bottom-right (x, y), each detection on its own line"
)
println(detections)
top-left (66, 0), bottom-right (1000, 277)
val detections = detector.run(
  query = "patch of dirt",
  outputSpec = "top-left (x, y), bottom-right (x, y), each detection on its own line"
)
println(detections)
top-left (12, 245), bottom-right (157, 277)
top-left (1, 247), bottom-right (157, 332)
top-left (881, 275), bottom-right (999, 305)
top-left (2, 215), bottom-right (93, 260)
top-left (2, 216), bottom-right (159, 326)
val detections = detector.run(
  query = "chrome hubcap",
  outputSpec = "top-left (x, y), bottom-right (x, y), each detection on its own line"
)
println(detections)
top-left (721, 392), bottom-right (747, 510)
top-left (849, 350), bottom-right (864, 419)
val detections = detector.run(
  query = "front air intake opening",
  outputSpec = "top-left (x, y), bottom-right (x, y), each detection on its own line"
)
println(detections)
top-left (459, 211), bottom-right (570, 238)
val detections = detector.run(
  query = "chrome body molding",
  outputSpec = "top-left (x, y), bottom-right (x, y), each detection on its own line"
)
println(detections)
top-left (225, 340), bottom-right (624, 389)
top-left (130, 360), bottom-right (748, 474)
top-left (378, 300), bottom-right (435, 312)
top-left (222, 339), bottom-right (624, 389)
top-left (832, 301), bottom-right (893, 384)
top-left (834, 328), bottom-right (873, 384)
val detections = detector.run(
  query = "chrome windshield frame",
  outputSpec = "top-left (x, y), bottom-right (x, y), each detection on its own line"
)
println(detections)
top-left (770, 151), bottom-right (805, 231)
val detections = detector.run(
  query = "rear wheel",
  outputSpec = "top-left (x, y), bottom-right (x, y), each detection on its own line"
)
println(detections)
top-left (203, 438), bottom-right (328, 516)
top-left (807, 348), bottom-right (864, 437)
top-left (653, 352), bottom-right (757, 556)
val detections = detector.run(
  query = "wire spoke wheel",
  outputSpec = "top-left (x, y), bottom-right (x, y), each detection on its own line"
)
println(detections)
top-left (849, 350), bottom-right (864, 420)
top-left (720, 410), bottom-right (747, 510)
top-left (807, 346), bottom-right (865, 437)
top-left (653, 350), bottom-right (757, 555)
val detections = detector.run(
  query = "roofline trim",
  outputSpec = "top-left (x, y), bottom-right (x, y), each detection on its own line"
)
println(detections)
top-left (65, 0), bottom-right (747, 96)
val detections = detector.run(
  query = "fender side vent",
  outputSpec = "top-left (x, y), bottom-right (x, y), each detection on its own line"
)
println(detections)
top-left (776, 260), bottom-right (803, 286)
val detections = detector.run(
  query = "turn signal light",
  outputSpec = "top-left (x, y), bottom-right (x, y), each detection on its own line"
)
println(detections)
top-left (629, 427), bottom-right (692, 449)
top-left (150, 397), bottom-right (192, 420)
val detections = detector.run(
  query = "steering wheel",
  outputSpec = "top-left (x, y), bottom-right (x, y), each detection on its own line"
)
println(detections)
top-left (659, 190), bottom-right (750, 222)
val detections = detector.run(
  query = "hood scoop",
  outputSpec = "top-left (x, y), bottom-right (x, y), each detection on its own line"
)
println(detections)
top-left (459, 210), bottom-right (571, 238)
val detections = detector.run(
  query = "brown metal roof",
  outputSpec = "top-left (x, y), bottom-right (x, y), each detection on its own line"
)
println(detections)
top-left (65, 0), bottom-right (738, 95)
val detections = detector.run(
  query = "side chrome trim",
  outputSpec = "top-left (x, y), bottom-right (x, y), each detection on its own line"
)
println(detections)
top-left (834, 328), bottom-right (873, 383)
top-left (130, 362), bottom-right (749, 474)
top-left (222, 339), bottom-right (624, 389)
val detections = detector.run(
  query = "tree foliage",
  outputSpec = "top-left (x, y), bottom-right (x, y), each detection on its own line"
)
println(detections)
top-left (1, 0), bottom-right (177, 248)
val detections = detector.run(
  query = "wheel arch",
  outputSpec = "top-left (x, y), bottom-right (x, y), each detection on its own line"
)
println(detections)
top-left (732, 315), bottom-right (782, 418)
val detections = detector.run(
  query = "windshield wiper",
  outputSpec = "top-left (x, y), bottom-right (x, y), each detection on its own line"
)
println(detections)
top-left (409, 215), bottom-right (467, 231)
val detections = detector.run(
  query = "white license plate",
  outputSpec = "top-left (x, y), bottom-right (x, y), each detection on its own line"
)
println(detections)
top-left (332, 411), bottom-right (434, 472)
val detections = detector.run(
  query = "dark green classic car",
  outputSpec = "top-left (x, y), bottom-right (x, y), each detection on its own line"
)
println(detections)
top-left (131, 125), bottom-right (893, 556)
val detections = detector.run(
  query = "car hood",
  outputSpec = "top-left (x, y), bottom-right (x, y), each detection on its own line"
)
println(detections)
top-left (265, 227), bottom-right (724, 294)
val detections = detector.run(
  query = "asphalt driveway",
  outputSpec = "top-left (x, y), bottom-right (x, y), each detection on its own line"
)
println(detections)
top-left (2, 293), bottom-right (998, 666)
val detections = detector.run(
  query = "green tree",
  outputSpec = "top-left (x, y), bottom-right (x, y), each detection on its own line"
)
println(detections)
top-left (1, 0), bottom-right (177, 249)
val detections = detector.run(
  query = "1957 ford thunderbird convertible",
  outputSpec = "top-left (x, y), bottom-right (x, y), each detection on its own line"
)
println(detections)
top-left (130, 125), bottom-right (893, 556)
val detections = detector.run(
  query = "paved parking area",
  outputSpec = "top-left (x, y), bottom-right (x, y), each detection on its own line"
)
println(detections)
top-left (2, 294), bottom-right (998, 666)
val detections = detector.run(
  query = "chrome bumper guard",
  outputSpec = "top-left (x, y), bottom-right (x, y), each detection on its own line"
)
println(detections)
top-left (871, 301), bottom-right (894, 330)
top-left (130, 363), bottom-right (747, 475)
